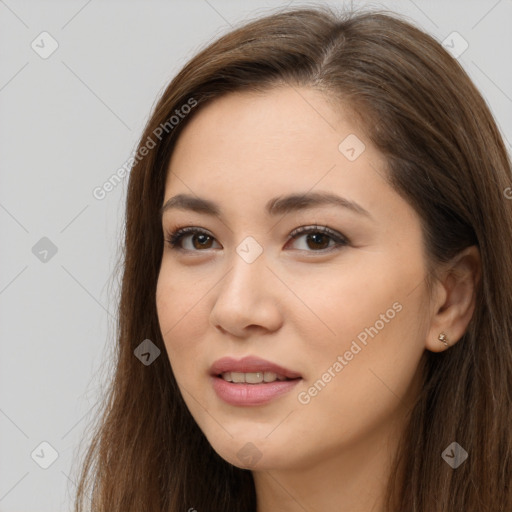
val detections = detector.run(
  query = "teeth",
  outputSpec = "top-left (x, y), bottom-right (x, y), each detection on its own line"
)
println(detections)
top-left (263, 371), bottom-right (277, 382)
top-left (246, 372), bottom-right (264, 384)
top-left (220, 371), bottom-right (289, 383)
top-left (230, 372), bottom-right (245, 383)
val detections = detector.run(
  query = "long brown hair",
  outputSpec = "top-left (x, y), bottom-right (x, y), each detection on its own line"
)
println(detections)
top-left (74, 5), bottom-right (512, 511)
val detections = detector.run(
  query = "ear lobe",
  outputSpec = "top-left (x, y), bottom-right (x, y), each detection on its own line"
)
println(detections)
top-left (425, 245), bottom-right (481, 352)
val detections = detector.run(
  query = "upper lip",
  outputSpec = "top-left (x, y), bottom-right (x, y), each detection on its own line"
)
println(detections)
top-left (210, 356), bottom-right (302, 379)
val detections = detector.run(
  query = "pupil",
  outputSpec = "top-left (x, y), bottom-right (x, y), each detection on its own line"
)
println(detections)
top-left (308, 233), bottom-right (328, 249)
top-left (194, 234), bottom-right (211, 249)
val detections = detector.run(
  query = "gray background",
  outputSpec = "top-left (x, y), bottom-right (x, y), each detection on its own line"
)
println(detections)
top-left (1, 0), bottom-right (511, 510)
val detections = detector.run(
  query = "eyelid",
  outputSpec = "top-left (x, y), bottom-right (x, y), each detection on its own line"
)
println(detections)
top-left (288, 224), bottom-right (349, 244)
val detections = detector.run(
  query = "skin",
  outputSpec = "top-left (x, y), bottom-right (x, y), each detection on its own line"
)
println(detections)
top-left (155, 86), bottom-right (480, 512)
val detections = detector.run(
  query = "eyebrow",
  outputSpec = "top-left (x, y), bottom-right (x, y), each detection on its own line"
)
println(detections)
top-left (160, 191), bottom-right (373, 220)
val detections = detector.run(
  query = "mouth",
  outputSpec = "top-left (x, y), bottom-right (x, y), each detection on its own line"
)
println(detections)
top-left (210, 355), bottom-right (302, 379)
top-left (209, 356), bottom-right (302, 406)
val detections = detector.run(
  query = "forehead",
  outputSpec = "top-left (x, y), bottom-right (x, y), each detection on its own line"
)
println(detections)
top-left (167, 87), bottom-right (377, 184)
top-left (162, 87), bottom-right (411, 227)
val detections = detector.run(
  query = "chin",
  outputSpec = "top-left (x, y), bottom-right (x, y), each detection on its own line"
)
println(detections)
top-left (206, 433), bottom-right (295, 471)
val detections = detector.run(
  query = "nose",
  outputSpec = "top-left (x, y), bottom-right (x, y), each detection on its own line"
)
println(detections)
top-left (209, 247), bottom-right (283, 338)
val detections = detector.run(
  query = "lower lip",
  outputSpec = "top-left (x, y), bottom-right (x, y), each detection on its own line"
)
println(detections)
top-left (211, 375), bottom-right (301, 406)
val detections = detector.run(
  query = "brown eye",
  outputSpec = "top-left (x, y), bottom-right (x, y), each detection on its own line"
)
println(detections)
top-left (304, 233), bottom-right (331, 250)
top-left (191, 233), bottom-right (214, 249)
top-left (288, 225), bottom-right (348, 252)
top-left (165, 225), bottom-right (348, 253)
top-left (165, 227), bottom-right (221, 251)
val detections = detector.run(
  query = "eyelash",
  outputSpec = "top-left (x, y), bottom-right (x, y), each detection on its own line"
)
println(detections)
top-left (164, 224), bottom-right (349, 254)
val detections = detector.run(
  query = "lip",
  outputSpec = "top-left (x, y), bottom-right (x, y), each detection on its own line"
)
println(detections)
top-left (210, 356), bottom-right (302, 406)
top-left (210, 356), bottom-right (302, 379)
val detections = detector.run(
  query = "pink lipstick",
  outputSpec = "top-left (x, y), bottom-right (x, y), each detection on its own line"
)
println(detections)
top-left (210, 356), bottom-right (302, 406)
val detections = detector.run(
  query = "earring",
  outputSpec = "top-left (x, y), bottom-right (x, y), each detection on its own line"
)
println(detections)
top-left (438, 332), bottom-right (449, 347)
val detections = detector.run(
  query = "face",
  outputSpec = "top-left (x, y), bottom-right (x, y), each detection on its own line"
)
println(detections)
top-left (156, 86), bottom-right (432, 472)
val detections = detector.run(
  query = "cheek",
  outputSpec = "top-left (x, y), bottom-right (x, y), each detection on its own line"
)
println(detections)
top-left (289, 257), bottom-right (428, 396)
top-left (292, 303), bottom-right (426, 454)
top-left (286, 253), bottom-right (421, 348)
top-left (155, 264), bottom-right (206, 362)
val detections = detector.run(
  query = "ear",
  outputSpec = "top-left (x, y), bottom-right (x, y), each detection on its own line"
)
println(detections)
top-left (425, 245), bottom-right (481, 352)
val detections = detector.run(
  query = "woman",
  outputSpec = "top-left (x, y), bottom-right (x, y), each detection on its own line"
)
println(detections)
top-left (75, 5), bottom-right (512, 511)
